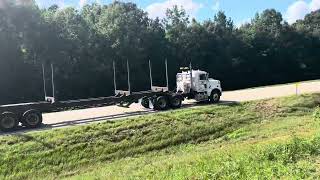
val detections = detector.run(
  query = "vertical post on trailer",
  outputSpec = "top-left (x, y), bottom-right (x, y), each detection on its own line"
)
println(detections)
top-left (127, 60), bottom-right (131, 93)
top-left (149, 60), bottom-right (153, 90)
top-left (42, 64), bottom-right (47, 100)
top-left (189, 62), bottom-right (193, 91)
top-left (51, 63), bottom-right (55, 100)
top-left (113, 61), bottom-right (117, 93)
top-left (165, 59), bottom-right (169, 91)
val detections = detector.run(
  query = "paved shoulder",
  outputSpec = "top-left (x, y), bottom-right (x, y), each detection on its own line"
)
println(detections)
top-left (222, 81), bottom-right (320, 102)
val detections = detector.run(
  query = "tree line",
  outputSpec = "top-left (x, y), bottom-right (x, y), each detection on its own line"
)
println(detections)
top-left (0, 0), bottom-right (320, 104)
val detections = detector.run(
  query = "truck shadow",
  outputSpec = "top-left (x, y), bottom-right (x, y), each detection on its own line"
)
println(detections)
top-left (184, 100), bottom-right (239, 108)
top-left (45, 110), bottom-right (156, 128)
top-left (0, 100), bottom-right (239, 136)
top-left (0, 110), bottom-right (156, 136)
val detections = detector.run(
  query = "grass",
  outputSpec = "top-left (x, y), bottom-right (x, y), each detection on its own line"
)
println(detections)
top-left (0, 93), bottom-right (320, 179)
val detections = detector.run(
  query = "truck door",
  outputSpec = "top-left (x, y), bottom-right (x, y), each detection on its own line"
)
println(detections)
top-left (198, 73), bottom-right (208, 92)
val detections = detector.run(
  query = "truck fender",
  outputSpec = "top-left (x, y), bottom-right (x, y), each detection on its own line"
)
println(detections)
top-left (211, 89), bottom-right (222, 96)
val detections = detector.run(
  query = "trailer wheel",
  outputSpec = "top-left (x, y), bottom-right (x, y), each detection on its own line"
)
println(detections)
top-left (141, 97), bottom-right (150, 109)
top-left (170, 95), bottom-right (182, 109)
top-left (154, 96), bottom-right (168, 110)
top-left (21, 110), bottom-right (43, 128)
top-left (210, 90), bottom-right (221, 103)
top-left (0, 112), bottom-right (18, 131)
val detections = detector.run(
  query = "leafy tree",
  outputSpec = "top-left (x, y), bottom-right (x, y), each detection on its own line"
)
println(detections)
top-left (0, 2), bottom-right (320, 104)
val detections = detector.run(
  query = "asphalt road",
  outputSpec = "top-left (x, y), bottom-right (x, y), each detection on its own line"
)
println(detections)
top-left (43, 80), bottom-right (320, 128)
top-left (2, 80), bottom-right (320, 135)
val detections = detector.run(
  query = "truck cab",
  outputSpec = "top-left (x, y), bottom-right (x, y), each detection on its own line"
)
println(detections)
top-left (176, 70), bottom-right (222, 102)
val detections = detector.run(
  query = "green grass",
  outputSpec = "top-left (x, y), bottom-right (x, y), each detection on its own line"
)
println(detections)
top-left (1, 94), bottom-right (320, 179)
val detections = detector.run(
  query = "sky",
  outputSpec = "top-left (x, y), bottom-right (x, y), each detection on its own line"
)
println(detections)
top-left (35, 0), bottom-right (320, 25)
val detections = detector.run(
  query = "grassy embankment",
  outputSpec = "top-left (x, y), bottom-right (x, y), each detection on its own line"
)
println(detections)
top-left (1, 94), bottom-right (320, 179)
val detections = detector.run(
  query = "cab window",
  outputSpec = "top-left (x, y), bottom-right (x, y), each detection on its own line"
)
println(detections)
top-left (199, 74), bottom-right (207, 80)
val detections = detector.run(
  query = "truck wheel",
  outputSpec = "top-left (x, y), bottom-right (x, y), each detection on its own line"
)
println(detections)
top-left (170, 95), bottom-right (182, 109)
top-left (0, 112), bottom-right (18, 132)
top-left (154, 96), bottom-right (168, 110)
top-left (210, 90), bottom-right (221, 103)
top-left (21, 110), bottom-right (43, 128)
top-left (141, 97), bottom-right (150, 109)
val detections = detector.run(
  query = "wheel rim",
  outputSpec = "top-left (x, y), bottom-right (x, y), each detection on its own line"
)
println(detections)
top-left (172, 97), bottom-right (181, 107)
top-left (212, 94), bottom-right (219, 101)
top-left (25, 114), bottom-right (40, 126)
top-left (158, 98), bottom-right (167, 109)
top-left (142, 98), bottom-right (148, 105)
top-left (1, 116), bottom-right (15, 129)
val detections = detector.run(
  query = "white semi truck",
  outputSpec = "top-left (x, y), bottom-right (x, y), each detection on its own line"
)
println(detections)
top-left (0, 61), bottom-right (222, 131)
top-left (140, 64), bottom-right (222, 110)
top-left (176, 69), bottom-right (222, 102)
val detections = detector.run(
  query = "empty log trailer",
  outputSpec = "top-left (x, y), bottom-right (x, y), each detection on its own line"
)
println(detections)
top-left (0, 61), bottom-right (222, 131)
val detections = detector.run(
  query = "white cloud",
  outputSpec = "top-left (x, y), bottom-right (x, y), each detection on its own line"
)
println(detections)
top-left (146, 0), bottom-right (204, 19)
top-left (57, 0), bottom-right (65, 7)
top-left (285, 0), bottom-right (309, 24)
top-left (35, 0), bottom-right (65, 8)
top-left (0, 0), bottom-right (7, 8)
top-left (79, 0), bottom-right (87, 8)
top-left (310, 0), bottom-right (320, 11)
top-left (212, 0), bottom-right (220, 11)
top-left (285, 0), bottom-right (320, 24)
top-left (80, 0), bottom-right (101, 7)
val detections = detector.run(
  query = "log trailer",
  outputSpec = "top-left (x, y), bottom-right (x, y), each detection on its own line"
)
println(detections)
top-left (0, 61), bottom-right (222, 131)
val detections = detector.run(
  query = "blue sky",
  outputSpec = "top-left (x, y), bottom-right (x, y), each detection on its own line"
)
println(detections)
top-left (35, 0), bottom-right (320, 25)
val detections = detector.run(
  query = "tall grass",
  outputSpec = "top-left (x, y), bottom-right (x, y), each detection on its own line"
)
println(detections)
top-left (0, 93), bottom-right (319, 179)
top-left (314, 107), bottom-right (320, 120)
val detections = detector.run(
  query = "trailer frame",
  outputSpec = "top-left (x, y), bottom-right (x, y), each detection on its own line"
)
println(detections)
top-left (0, 60), bottom-right (183, 131)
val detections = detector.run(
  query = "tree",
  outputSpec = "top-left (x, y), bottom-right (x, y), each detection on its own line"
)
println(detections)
top-left (164, 5), bottom-right (190, 65)
top-left (0, 2), bottom-right (320, 104)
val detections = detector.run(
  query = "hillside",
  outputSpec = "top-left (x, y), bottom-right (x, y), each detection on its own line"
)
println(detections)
top-left (1, 94), bottom-right (320, 179)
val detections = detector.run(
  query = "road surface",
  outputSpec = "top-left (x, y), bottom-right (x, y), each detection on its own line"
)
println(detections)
top-left (41, 80), bottom-right (320, 129)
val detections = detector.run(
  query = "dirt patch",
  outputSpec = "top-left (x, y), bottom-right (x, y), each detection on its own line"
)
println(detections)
top-left (254, 100), bottom-right (282, 118)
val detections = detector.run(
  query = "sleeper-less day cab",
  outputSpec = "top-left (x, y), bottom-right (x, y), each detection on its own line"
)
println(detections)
top-left (176, 69), bottom-right (222, 102)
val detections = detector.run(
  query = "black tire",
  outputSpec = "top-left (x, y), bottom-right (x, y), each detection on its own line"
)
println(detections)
top-left (153, 96), bottom-right (169, 110)
top-left (21, 110), bottom-right (43, 128)
top-left (141, 97), bottom-right (150, 109)
top-left (170, 95), bottom-right (183, 109)
top-left (210, 90), bottom-right (221, 103)
top-left (0, 112), bottom-right (18, 132)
